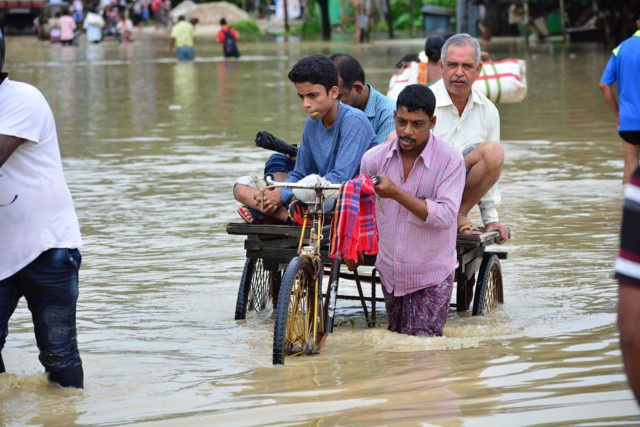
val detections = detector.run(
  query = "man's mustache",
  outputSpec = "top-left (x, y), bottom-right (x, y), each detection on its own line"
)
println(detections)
top-left (451, 76), bottom-right (467, 84)
top-left (399, 136), bottom-right (416, 144)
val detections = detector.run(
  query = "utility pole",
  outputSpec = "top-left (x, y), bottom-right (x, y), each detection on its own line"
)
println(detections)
top-left (559, 0), bottom-right (567, 42)
top-left (284, 0), bottom-right (289, 32)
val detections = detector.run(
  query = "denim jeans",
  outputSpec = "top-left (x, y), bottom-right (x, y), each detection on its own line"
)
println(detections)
top-left (176, 45), bottom-right (195, 61)
top-left (0, 248), bottom-right (83, 387)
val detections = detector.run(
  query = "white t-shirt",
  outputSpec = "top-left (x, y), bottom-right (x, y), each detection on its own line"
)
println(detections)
top-left (0, 78), bottom-right (82, 280)
top-left (431, 79), bottom-right (501, 224)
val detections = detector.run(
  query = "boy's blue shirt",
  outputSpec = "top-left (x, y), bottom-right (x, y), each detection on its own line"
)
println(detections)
top-left (281, 102), bottom-right (378, 204)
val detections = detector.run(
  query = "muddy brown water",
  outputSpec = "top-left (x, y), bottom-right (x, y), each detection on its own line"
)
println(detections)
top-left (1, 34), bottom-right (638, 425)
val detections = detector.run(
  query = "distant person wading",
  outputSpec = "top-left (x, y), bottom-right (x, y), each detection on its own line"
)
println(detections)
top-left (169, 15), bottom-right (195, 61)
top-left (217, 18), bottom-right (240, 59)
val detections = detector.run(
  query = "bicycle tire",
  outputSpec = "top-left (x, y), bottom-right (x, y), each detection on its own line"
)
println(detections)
top-left (234, 258), bottom-right (274, 320)
top-left (472, 254), bottom-right (504, 316)
top-left (273, 256), bottom-right (324, 365)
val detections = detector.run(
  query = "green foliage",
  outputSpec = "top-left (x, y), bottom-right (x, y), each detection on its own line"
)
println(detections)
top-left (231, 19), bottom-right (262, 38)
top-left (289, 14), bottom-right (322, 35)
top-left (424, 0), bottom-right (455, 9)
top-left (389, 0), bottom-right (422, 29)
top-left (393, 12), bottom-right (422, 30)
top-left (375, 19), bottom-right (388, 32)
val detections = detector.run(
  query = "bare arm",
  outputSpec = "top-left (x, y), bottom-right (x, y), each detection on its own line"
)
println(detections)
top-left (618, 279), bottom-right (640, 403)
top-left (0, 135), bottom-right (26, 167)
top-left (599, 82), bottom-right (619, 123)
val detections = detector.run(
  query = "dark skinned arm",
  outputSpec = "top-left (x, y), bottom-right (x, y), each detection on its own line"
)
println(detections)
top-left (0, 134), bottom-right (26, 167)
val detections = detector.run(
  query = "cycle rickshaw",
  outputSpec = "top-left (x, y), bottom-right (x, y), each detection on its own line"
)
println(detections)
top-left (227, 177), bottom-right (506, 365)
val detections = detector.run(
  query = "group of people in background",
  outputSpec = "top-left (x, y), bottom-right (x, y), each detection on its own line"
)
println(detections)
top-left (44, 0), bottom-right (169, 45)
top-left (44, 0), bottom-right (241, 61)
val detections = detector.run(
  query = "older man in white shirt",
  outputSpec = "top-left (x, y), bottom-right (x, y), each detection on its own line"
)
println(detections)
top-left (430, 33), bottom-right (508, 244)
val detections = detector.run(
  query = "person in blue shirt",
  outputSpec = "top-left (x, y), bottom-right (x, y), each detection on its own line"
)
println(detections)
top-left (600, 16), bottom-right (640, 184)
top-left (233, 55), bottom-right (377, 224)
top-left (330, 53), bottom-right (395, 145)
top-left (240, 53), bottom-right (393, 213)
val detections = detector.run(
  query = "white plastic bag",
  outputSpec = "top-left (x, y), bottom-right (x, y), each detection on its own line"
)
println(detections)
top-left (292, 174), bottom-right (339, 204)
top-left (387, 58), bottom-right (527, 104)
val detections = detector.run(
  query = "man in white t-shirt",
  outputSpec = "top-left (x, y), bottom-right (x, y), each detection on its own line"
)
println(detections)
top-left (431, 33), bottom-right (508, 245)
top-left (0, 30), bottom-right (84, 388)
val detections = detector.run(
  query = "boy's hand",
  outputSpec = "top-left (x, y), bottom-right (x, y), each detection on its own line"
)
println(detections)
top-left (254, 187), bottom-right (282, 214)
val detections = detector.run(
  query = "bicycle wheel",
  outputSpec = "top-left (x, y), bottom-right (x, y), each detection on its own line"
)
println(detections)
top-left (234, 258), bottom-right (275, 320)
top-left (472, 254), bottom-right (504, 316)
top-left (273, 256), bottom-right (324, 365)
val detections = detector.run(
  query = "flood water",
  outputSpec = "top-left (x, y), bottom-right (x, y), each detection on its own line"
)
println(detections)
top-left (1, 32), bottom-right (639, 425)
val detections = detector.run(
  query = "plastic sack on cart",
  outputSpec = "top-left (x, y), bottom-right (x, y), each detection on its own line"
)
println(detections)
top-left (387, 58), bottom-right (527, 104)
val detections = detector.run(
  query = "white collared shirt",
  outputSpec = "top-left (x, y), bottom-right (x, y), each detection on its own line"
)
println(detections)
top-left (431, 79), bottom-right (501, 224)
top-left (0, 79), bottom-right (82, 280)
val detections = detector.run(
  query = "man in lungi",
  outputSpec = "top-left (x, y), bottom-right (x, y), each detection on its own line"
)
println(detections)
top-left (359, 84), bottom-right (465, 336)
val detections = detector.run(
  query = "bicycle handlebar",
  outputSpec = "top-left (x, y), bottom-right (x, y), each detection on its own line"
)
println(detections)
top-left (264, 174), bottom-right (381, 190)
top-left (264, 175), bottom-right (343, 190)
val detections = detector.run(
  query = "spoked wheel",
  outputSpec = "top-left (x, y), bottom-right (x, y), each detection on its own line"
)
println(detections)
top-left (234, 258), bottom-right (278, 320)
top-left (472, 253), bottom-right (504, 316)
top-left (273, 256), bottom-right (324, 365)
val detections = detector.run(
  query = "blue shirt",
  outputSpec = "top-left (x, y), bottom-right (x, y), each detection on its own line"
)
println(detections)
top-left (365, 85), bottom-right (396, 144)
top-left (600, 30), bottom-right (640, 131)
top-left (281, 103), bottom-right (377, 204)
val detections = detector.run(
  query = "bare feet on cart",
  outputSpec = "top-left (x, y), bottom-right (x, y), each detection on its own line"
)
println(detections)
top-left (457, 214), bottom-right (481, 236)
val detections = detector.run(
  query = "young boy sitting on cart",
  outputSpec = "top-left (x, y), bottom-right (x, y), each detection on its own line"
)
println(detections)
top-left (233, 55), bottom-right (377, 224)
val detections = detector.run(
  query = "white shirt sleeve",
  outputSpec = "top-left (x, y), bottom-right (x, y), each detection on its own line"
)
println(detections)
top-left (478, 105), bottom-right (501, 225)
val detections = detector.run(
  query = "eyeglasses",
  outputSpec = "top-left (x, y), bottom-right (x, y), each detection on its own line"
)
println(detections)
top-left (0, 194), bottom-right (17, 207)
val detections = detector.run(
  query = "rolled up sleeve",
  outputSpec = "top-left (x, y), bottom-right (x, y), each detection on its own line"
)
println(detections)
top-left (424, 156), bottom-right (465, 229)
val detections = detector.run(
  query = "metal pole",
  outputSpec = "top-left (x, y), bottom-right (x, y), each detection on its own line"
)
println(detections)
top-left (559, 0), bottom-right (567, 42)
top-left (284, 0), bottom-right (289, 32)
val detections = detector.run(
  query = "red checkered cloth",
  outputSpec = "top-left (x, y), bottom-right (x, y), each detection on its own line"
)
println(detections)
top-left (329, 174), bottom-right (379, 261)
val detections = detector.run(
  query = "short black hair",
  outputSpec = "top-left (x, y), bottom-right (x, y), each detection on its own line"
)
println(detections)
top-left (424, 35), bottom-right (445, 63)
top-left (220, 18), bottom-right (227, 26)
top-left (396, 84), bottom-right (436, 117)
top-left (288, 55), bottom-right (339, 93)
top-left (329, 53), bottom-right (365, 89)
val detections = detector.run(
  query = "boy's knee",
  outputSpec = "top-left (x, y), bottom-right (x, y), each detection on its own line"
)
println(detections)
top-left (233, 176), bottom-right (256, 199)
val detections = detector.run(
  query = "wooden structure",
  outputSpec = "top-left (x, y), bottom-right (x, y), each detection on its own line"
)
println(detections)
top-left (226, 223), bottom-right (506, 324)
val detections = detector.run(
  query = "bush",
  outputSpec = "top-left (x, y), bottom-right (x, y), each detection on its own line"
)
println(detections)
top-left (390, 0), bottom-right (422, 29)
top-left (424, 0), bottom-right (455, 8)
top-left (231, 19), bottom-right (262, 38)
top-left (289, 15), bottom-right (321, 35)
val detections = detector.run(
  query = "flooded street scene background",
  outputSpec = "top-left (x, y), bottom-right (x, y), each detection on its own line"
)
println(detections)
top-left (1, 33), bottom-right (639, 425)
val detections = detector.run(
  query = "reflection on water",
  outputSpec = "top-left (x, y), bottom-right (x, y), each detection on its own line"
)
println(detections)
top-left (1, 35), bottom-right (638, 425)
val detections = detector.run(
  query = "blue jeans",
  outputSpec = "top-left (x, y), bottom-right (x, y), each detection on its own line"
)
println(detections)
top-left (0, 248), bottom-right (83, 388)
top-left (264, 153), bottom-right (295, 176)
top-left (176, 45), bottom-right (195, 61)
